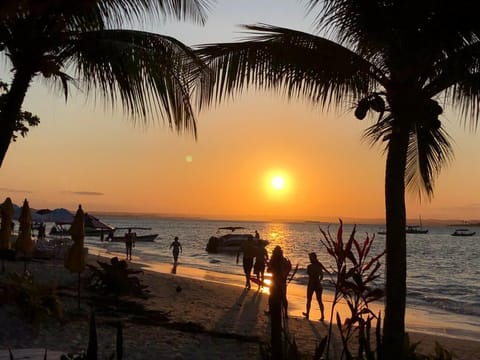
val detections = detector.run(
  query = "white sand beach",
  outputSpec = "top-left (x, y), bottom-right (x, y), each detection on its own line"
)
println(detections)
top-left (0, 251), bottom-right (479, 360)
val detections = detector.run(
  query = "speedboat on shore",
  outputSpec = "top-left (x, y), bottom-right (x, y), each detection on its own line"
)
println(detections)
top-left (205, 227), bottom-right (269, 253)
top-left (451, 228), bottom-right (476, 237)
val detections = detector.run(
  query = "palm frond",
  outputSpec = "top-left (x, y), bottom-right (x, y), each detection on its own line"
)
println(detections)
top-left (196, 24), bottom-right (384, 109)
top-left (0, 0), bottom-right (212, 27)
top-left (67, 29), bottom-right (207, 137)
top-left (405, 124), bottom-right (454, 199)
top-left (93, 0), bottom-right (213, 26)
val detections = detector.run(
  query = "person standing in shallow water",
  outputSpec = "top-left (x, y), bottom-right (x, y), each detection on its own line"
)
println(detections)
top-left (125, 228), bottom-right (135, 260)
top-left (303, 252), bottom-right (326, 321)
top-left (236, 235), bottom-right (256, 289)
top-left (170, 236), bottom-right (182, 264)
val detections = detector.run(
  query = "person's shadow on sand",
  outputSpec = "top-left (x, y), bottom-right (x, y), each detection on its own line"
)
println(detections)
top-left (214, 288), bottom-right (264, 337)
top-left (171, 263), bottom-right (177, 274)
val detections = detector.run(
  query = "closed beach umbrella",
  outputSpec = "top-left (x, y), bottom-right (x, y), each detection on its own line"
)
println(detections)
top-left (0, 197), bottom-right (14, 272)
top-left (15, 198), bottom-right (34, 254)
top-left (65, 205), bottom-right (86, 273)
top-left (0, 197), bottom-right (14, 250)
top-left (65, 205), bottom-right (86, 309)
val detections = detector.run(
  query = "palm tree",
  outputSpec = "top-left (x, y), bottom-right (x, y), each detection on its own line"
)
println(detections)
top-left (196, 1), bottom-right (480, 358)
top-left (0, 0), bottom-right (213, 167)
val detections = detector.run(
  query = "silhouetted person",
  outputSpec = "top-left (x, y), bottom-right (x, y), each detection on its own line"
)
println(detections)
top-left (169, 236), bottom-right (182, 264)
top-left (125, 228), bottom-right (135, 260)
top-left (236, 235), bottom-right (256, 289)
top-left (253, 242), bottom-right (268, 289)
top-left (268, 245), bottom-right (292, 358)
top-left (303, 252), bottom-right (326, 321)
top-left (38, 222), bottom-right (46, 241)
top-left (254, 230), bottom-right (260, 239)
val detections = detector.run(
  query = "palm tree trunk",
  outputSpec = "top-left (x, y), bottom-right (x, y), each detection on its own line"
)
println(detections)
top-left (0, 69), bottom-right (34, 167)
top-left (382, 124), bottom-right (409, 360)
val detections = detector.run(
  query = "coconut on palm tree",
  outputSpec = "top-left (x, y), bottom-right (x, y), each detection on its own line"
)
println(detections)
top-left (0, 0), bottom-right (214, 167)
top-left (196, 1), bottom-right (480, 358)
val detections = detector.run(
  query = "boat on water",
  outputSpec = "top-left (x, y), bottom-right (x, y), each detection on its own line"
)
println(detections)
top-left (406, 225), bottom-right (429, 234)
top-left (378, 225), bottom-right (429, 235)
top-left (109, 233), bottom-right (158, 242)
top-left (205, 226), bottom-right (269, 253)
top-left (451, 228), bottom-right (476, 237)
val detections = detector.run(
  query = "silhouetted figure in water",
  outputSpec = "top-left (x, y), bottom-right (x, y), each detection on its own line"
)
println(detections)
top-left (303, 252), bottom-right (326, 321)
top-left (236, 235), bottom-right (256, 289)
top-left (170, 236), bottom-right (182, 264)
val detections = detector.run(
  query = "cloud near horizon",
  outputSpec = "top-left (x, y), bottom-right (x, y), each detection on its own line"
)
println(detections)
top-left (0, 187), bottom-right (31, 193)
top-left (63, 191), bottom-right (104, 196)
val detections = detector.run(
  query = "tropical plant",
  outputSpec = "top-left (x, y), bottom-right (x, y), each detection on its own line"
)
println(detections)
top-left (196, 2), bottom-right (480, 358)
top-left (318, 220), bottom-right (385, 359)
top-left (0, 0), bottom-right (213, 167)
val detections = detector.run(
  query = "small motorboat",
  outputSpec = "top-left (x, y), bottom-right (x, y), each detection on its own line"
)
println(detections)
top-left (451, 229), bottom-right (476, 237)
top-left (206, 227), bottom-right (268, 253)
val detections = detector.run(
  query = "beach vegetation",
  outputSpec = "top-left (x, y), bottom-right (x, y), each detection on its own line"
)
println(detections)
top-left (86, 257), bottom-right (149, 298)
top-left (0, 0), bottom-right (214, 167)
top-left (317, 220), bottom-right (384, 359)
top-left (0, 271), bottom-right (63, 324)
top-left (196, 1), bottom-right (480, 357)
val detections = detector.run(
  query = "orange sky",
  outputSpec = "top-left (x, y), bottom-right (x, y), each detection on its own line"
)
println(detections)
top-left (1, 1), bottom-right (479, 222)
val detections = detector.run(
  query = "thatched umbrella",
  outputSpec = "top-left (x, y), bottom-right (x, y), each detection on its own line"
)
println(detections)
top-left (0, 197), bottom-right (14, 272)
top-left (15, 199), bottom-right (34, 271)
top-left (65, 204), bottom-right (86, 309)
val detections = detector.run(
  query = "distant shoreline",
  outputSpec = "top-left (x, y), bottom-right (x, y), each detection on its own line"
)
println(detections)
top-left (91, 211), bottom-right (480, 227)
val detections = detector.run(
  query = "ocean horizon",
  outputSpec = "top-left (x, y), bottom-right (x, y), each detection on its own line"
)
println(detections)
top-left (90, 210), bottom-right (480, 227)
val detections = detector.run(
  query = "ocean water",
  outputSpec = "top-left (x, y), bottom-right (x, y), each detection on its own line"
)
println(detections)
top-left (84, 216), bottom-right (480, 323)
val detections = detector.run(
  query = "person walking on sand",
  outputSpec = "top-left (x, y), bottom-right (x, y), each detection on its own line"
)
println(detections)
top-left (267, 245), bottom-right (292, 358)
top-left (125, 228), bottom-right (136, 260)
top-left (170, 236), bottom-right (182, 264)
top-left (268, 245), bottom-right (291, 315)
top-left (236, 235), bottom-right (256, 289)
top-left (303, 252), bottom-right (327, 321)
top-left (253, 241), bottom-right (269, 289)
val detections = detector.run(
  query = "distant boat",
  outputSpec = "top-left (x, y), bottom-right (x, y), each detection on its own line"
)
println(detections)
top-left (378, 225), bottom-right (429, 235)
top-left (406, 225), bottom-right (429, 234)
top-left (406, 216), bottom-right (429, 234)
top-left (110, 233), bottom-right (158, 242)
top-left (451, 229), bottom-right (476, 237)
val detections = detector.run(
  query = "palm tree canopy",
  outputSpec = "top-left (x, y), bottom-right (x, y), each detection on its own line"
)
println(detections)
top-left (196, 1), bottom-right (480, 197)
top-left (0, 0), bottom-right (213, 26)
top-left (0, 0), bottom-right (214, 137)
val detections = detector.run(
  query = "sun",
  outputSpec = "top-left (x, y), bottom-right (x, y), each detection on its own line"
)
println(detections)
top-left (271, 175), bottom-right (285, 190)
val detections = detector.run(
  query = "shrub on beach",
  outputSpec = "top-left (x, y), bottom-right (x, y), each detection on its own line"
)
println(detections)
top-left (0, 271), bottom-right (63, 324)
top-left (86, 257), bottom-right (149, 298)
